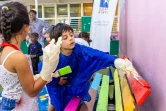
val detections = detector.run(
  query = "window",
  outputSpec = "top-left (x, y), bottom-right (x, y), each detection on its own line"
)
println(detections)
top-left (57, 5), bottom-right (68, 17)
top-left (38, 6), bottom-right (42, 18)
top-left (70, 4), bottom-right (81, 17)
top-left (57, 19), bottom-right (69, 24)
top-left (44, 6), bottom-right (55, 18)
top-left (44, 19), bottom-right (55, 26)
top-left (83, 3), bottom-right (93, 16)
top-left (70, 18), bottom-right (81, 32)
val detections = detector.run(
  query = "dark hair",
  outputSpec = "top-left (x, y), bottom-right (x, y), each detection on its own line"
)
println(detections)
top-left (46, 27), bottom-right (53, 34)
top-left (31, 32), bottom-right (38, 38)
top-left (78, 32), bottom-right (92, 42)
top-left (29, 10), bottom-right (37, 15)
top-left (50, 23), bottom-right (73, 42)
top-left (0, 2), bottom-right (29, 43)
top-left (78, 32), bottom-right (89, 38)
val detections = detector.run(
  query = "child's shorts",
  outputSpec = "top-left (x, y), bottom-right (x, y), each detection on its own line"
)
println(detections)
top-left (1, 97), bottom-right (18, 111)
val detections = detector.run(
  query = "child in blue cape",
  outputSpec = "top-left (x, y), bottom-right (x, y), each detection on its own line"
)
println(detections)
top-left (38, 23), bottom-right (129, 111)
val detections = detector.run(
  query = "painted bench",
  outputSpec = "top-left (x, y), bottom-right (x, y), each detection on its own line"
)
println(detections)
top-left (64, 66), bottom-right (151, 111)
top-left (64, 68), bottom-right (114, 111)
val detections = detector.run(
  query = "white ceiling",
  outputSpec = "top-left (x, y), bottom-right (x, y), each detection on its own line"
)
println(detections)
top-left (0, 0), bottom-right (92, 5)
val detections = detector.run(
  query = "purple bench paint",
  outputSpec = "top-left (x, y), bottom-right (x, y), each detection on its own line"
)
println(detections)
top-left (64, 97), bottom-right (81, 111)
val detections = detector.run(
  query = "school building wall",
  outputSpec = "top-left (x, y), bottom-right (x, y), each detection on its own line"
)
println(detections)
top-left (119, 0), bottom-right (166, 111)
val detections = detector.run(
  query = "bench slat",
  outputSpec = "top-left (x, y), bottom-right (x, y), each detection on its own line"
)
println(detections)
top-left (91, 73), bottom-right (102, 90)
top-left (96, 75), bottom-right (109, 111)
top-left (114, 69), bottom-right (123, 111)
top-left (119, 70), bottom-right (137, 111)
top-left (109, 85), bottom-right (114, 100)
top-left (108, 67), bottom-right (115, 101)
top-left (80, 73), bottom-right (102, 111)
top-left (64, 97), bottom-right (81, 111)
top-left (127, 73), bottom-right (151, 106)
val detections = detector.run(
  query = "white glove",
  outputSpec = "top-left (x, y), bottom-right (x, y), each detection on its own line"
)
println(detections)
top-left (34, 72), bottom-right (60, 82)
top-left (114, 58), bottom-right (133, 72)
top-left (52, 71), bottom-right (60, 78)
top-left (40, 37), bottom-right (62, 82)
top-left (114, 58), bottom-right (140, 77)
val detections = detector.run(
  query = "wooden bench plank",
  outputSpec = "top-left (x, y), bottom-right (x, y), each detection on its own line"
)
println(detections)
top-left (109, 85), bottom-right (114, 100)
top-left (114, 69), bottom-right (123, 111)
top-left (108, 67), bottom-right (114, 101)
top-left (64, 97), bottom-right (81, 111)
top-left (91, 73), bottom-right (102, 90)
top-left (80, 73), bottom-right (102, 111)
top-left (127, 74), bottom-right (151, 106)
top-left (118, 70), bottom-right (137, 111)
top-left (96, 75), bottom-right (109, 111)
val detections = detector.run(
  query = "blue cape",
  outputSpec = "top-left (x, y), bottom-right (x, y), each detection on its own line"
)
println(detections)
top-left (38, 43), bottom-right (116, 111)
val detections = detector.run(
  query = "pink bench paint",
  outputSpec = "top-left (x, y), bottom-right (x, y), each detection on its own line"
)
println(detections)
top-left (64, 97), bottom-right (81, 111)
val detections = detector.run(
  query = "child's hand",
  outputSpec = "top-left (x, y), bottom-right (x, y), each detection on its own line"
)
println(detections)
top-left (58, 77), bottom-right (68, 85)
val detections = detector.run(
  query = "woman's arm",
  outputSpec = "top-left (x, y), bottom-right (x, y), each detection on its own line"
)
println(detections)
top-left (14, 38), bottom-right (62, 97)
top-left (14, 53), bottom-right (47, 97)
